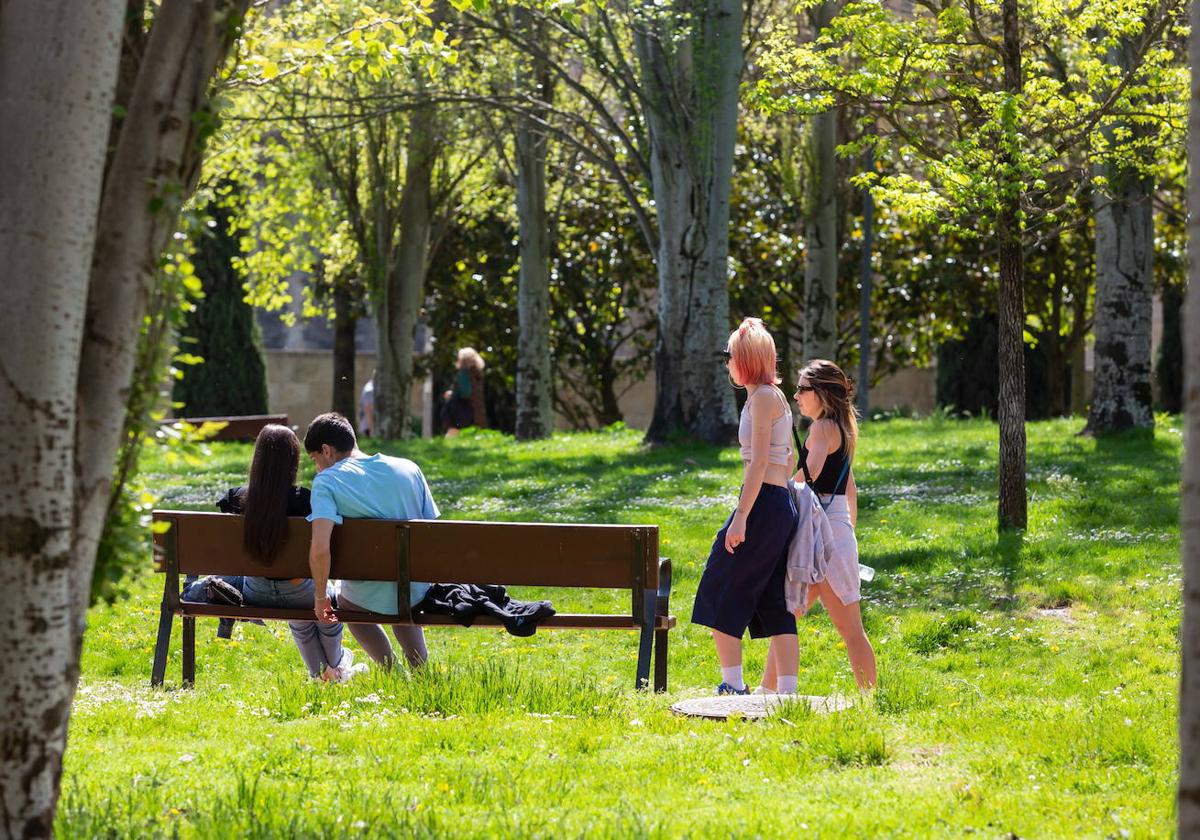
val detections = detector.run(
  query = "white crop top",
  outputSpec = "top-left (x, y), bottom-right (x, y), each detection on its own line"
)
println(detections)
top-left (738, 390), bottom-right (793, 465)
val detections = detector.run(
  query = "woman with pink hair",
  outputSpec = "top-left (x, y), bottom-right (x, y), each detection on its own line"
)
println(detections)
top-left (690, 317), bottom-right (801, 696)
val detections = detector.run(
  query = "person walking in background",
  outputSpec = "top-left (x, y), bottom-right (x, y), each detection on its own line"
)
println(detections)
top-left (762, 359), bottom-right (877, 691)
top-left (440, 347), bottom-right (487, 437)
top-left (358, 373), bottom-right (375, 437)
top-left (216, 425), bottom-right (359, 682)
top-left (690, 318), bottom-right (801, 696)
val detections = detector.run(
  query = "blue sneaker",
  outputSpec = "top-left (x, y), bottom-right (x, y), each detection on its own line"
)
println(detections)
top-left (716, 682), bottom-right (750, 696)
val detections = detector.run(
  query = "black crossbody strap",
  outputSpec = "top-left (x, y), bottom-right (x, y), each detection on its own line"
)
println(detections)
top-left (793, 425), bottom-right (813, 485)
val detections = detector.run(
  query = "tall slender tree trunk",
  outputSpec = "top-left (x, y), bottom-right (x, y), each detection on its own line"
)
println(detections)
top-left (0, 5), bottom-right (125, 834)
top-left (1177, 1), bottom-right (1200, 829)
top-left (636, 0), bottom-right (741, 444)
top-left (997, 0), bottom-right (1027, 530)
top-left (802, 1), bottom-right (839, 362)
top-left (1, 2), bottom-right (247, 834)
top-left (514, 7), bottom-right (554, 441)
top-left (1070, 293), bottom-right (1090, 415)
top-left (1086, 39), bottom-right (1155, 435)
top-left (376, 101), bottom-right (436, 439)
top-left (332, 281), bottom-right (358, 425)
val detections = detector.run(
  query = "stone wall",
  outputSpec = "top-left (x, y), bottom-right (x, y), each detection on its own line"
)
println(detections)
top-left (263, 351), bottom-right (429, 435)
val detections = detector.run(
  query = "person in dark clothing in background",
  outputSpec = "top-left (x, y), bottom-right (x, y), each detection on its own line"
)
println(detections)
top-left (440, 347), bottom-right (487, 437)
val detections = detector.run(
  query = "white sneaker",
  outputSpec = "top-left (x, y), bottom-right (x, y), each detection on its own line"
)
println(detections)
top-left (322, 648), bottom-right (366, 683)
top-left (752, 685), bottom-right (777, 695)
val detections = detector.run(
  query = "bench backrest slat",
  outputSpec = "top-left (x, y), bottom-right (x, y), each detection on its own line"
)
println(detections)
top-left (152, 511), bottom-right (658, 590)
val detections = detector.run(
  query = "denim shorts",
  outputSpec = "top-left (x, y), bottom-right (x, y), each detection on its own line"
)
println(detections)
top-left (691, 483), bottom-right (799, 639)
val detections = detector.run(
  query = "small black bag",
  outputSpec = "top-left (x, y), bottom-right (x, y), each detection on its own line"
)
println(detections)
top-left (202, 576), bottom-right (244, 607)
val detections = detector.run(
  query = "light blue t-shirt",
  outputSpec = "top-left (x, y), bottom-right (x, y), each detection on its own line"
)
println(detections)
top-left (306, 453), bottom-right (440, 613)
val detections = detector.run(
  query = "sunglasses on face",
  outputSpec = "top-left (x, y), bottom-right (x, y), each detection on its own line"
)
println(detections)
top-left (720, 349), bottom-right (732, 362)
top-left (795, 385), bottom-right (815, 395)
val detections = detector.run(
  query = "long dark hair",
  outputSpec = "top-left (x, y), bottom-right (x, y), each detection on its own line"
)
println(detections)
top-left (242, 424), bottom-right (300, 564)
top-left (798, 359), bottom-right (860, 461)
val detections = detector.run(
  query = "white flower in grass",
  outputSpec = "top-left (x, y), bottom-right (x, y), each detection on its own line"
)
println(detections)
top-left (179, 753), bottom-right (195, 763)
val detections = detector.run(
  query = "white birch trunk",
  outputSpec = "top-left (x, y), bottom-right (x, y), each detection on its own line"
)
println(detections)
top-left (0, 3), bottom-right (124, 836)
top-left (1177, 0), bottom-right (1200, 828)
top-left (802, 1), bottom-right (839, 362)
top-left (1086, 177), bottom-right (1155, 433)
top-left (2, 2), bottom-right (245, 833)
top-left (636, 0), bottom-right (741, 444)
top-left (1085, 36), bottom-right (1155, 435)
top-left (514, 9), bottom-right (554, 441)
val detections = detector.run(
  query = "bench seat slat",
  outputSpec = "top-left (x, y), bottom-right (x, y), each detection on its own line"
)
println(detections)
top-left (174, 602), bottom-right (676, 630)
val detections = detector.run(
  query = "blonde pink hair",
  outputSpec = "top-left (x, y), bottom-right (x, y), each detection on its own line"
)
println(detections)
top-left (727, 317), bottom-right (780, 387)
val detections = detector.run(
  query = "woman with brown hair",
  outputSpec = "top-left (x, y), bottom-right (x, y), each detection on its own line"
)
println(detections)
top-left (764, 359), bottom-right (877, 691)
top-left (216, 425), bottom-right (359, 682)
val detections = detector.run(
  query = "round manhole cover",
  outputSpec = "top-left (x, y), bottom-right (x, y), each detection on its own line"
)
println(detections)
top-left (669, 693), bottom-right (851, 720)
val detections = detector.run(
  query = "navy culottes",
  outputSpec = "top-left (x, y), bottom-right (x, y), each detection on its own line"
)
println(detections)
top-left (691, 483), bottom-right (799, 639)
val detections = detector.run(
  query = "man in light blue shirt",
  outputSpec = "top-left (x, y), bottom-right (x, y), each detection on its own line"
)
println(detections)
top-left (305, 412), bottom-right (437, 668)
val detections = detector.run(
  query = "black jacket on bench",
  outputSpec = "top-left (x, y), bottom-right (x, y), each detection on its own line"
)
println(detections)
top-left (415, 584), bottom-right (555, 637)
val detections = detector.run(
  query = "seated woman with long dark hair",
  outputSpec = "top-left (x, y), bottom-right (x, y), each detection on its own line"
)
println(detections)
top-left (217, 424), bottom-right (359, 681)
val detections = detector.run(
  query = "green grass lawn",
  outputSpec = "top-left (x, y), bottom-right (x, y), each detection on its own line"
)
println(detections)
top-left (60, 417), bottom-right (1182, 838)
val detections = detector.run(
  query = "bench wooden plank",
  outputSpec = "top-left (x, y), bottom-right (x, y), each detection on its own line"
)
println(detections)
top-left (154, 512), bottom-right (659, 589)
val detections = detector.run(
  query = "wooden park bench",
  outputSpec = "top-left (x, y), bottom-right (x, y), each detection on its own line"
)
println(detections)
top-left (164, 414), bottom-right (289, 442)
top-left (151, 511), bottom-right (675, 691)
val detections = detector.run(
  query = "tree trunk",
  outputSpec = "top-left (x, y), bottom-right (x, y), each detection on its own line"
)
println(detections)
top-left (0, 5), bottom-right (125, 834)
top-left (1041, 235), bottom-right (1067, 417)
top-left (1159, 282), bottom-right (1185, 413)
top-left (376, 101), bottom-right (436, 439)
top-left (997, 0), bottom-right (1027, 530)
top-left (636, 0), bottom-right (741, 444)
top-left (1, 1), bottom-right (247, 834)
top-left (1178, 0), bottom-right (1200, 829)
top-left (1085, 45), bottom-right (1155, 435)
top-left (802, 1), bottom-right (839, 362)
top-left (858, 147), bottom-right (874, 415)
top-left (332, 281), bottom-right (358, 425)
top-left (514, 7), bottom-right (555, 441)
top-left (597, 350), bottom-right (624, 427)
top-left (1069, 289), bottom-right (1090, 415)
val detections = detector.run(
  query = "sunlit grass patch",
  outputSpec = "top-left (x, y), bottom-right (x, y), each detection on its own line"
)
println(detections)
top-left (60, 416), bottom-right (1183, 837)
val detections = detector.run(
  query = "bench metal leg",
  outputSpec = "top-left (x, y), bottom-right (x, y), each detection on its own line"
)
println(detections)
top-left (150, 595), bottom-right (174, 688)
top-left (635, 590), bottom-right (656, 691)
top-left (181, 617), bottom-right (196, 687)
top-left (635, 624), bottom-right (652, 691)
top-left (654, 629), bottom-right (668, 692)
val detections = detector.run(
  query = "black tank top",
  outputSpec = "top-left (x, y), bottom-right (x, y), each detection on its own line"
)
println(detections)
top-left (798, 426), bottom-right (850, 495)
